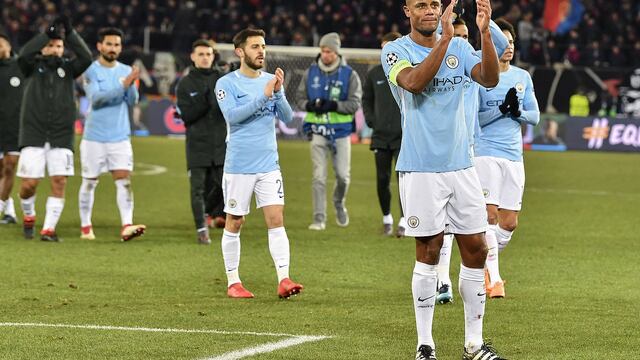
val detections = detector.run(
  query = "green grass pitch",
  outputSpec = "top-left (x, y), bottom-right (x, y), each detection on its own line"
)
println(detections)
top-left (1, 137), bottom-right (639, 359)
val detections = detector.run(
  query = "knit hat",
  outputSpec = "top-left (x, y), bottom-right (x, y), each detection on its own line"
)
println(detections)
top-left (319, 32), bottom-right (341, 54)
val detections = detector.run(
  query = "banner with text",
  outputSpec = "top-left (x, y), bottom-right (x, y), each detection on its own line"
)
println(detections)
top-left (564, 117), bottom-right (640, 152)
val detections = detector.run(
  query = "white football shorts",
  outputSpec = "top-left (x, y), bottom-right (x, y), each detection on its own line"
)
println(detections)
top-left (80, 139), bottom-right (133, 178)
top-left (17, 143), bottom-right (74, 178)
top-left (474, 156), bottom-right (525, 211)
top-left (222, 170), bottom-right (285, 216)
top-left (399, 168), bottom-right (487, 237)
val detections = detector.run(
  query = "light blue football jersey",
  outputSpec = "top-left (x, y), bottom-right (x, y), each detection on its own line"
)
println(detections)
top-left (475, 65), bottom-right (540, 161)
top-left (215, 70), bottom-right (293, 174)
top-left (381, 35), bottom-right (481, 172)
top-left (83, 61), bottom-right (138, 142)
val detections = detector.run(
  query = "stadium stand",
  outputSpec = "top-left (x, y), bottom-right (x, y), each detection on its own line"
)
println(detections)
top-left (2, 0), bottom-right (640, 66)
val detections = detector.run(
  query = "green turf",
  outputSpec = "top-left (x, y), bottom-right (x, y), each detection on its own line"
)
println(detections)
top-left (1, 138), bottom-right (639, 359)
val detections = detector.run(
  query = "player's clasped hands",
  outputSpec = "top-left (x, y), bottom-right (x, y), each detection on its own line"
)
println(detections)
top-left (264, 67), bottom-right (284, 98)
top-left (123, 65), bottom-right (140, 88)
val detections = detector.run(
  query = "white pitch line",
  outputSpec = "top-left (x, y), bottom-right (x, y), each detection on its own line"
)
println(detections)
top-left (0, 322), bottom-right (313, 338)
top-left (0, 322), bottom-right (333, 360)
top-left (201, 336), bottom-right (330, 360)
top-left (527, 187), bottom-right (640, 198)
top-left (133, 162), bottom-right (168, 176)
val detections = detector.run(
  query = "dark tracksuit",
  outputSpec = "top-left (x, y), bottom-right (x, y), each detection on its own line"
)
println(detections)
top-left (18, 31), bottom-right (92, 151)
top-left (0, 55), bottom-right (24, 153)
top-left (176, 66), bottom-right (227, 230)
top-left (362, 64), bottom-right (403, 217)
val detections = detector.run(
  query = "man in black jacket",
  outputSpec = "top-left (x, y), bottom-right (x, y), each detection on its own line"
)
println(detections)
top-left (16, 16), bottom-right (92, 241)
top-left (0, 31), bottom-right (23, 225)
top-left (363, 32), bottom-right (407, 238)
top-left (176, 39), bottom-right (227, 245)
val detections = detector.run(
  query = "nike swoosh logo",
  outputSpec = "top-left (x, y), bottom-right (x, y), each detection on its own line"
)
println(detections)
top-left (376, 80), bottom-right (386, 85)
top-left (486, 88), bottom-right (495, 92)
top-left (278, 264), bottom-right (288, 269)
top-left (477, 292), bottom-right (486, 297)
top-left (237, 94), bottom-right (248, 98)
top-left (189, 92), bottom-right (199, 97)
top-left (417, 295), bottom-right (435, 302)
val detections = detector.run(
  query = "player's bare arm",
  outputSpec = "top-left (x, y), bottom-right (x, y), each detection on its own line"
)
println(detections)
top-left (396, 0), bottom-right (456, 94)
top-left (470, 0), bottom-right (499, 87)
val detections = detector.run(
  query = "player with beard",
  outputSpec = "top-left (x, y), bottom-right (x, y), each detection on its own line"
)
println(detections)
top-left (78, 27), bottom-right (146, 241)
top-left (214, 28), bottom-right (303, 299)
top-left (381, 0), bottom-right (506, 358)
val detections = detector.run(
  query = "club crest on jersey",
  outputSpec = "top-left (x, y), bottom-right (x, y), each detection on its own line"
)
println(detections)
top-left (9, 76), bottom-right (20, 87)
top-left (228, 199), bottom-right (237, 209)
top-left (445, 55), bottom-right (459, 69)
top-left (483, 189), bottom-right (490, 198)
top-left (386, 52), bottom-right (399, 66)
top-left (407, 216), bottom-right (420, 228)
top-left (217, 89), bottom-right (226, 100)
top-left (515, 82), bottom-right (525, 93)
top-left (57, 67), bottom-right (66, 78)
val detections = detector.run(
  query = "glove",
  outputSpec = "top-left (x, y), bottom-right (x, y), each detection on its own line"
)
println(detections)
top-left (499, 87), bottom-right (517, 114)
top-left (507, 88), bottom-right (521, 117)
top-left (57, 15), bottom-right (73, 35)
top-left (306, 98), bottom-right (327, 114)
top-left (45, 21), bottom-right (61, 39)
top-left (321, 100), bottom-right (338, 113)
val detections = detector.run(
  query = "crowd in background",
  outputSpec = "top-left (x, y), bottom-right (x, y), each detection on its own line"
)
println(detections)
top-left (2, 0), bottom-right (640, 67)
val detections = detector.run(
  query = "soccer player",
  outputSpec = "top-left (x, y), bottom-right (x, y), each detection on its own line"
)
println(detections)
top-left (79, 27), bottom-right (146, 241)
top-left (381, 0), bottom-right (506, 358)
top-left (436, 17), bottom-right (509, 305)
top-left (176, 39), bottom-right (227, 245)
top-left (17, 16), bottom-right (92, 241)
top-left (475, 18), bottom-right (540, 298)
top-left (214, 28), bottom-right (303, 299)
top-left (363, 31), bottom-right (407, 237)
top-left (0, 31), bottom-right (23, 225)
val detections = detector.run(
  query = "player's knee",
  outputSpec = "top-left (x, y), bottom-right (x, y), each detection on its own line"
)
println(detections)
top-left (501, 218), bottom-right (518, 232)
top-left (226, 216), bottom-right (244, 231)
top-left (486, 209), bottom-right (499, 225)
top-left (265, 213), bottom-right (284, 228)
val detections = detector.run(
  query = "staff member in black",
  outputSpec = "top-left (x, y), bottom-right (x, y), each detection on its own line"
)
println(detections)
top-left (176, 39), bottom-right (227, 245)
top-left (0, 30), bottom-right (24, 224)
top-left (16, 16), bottom-right (92, 241)
top-left (363, 32), bottom-right (406, 237)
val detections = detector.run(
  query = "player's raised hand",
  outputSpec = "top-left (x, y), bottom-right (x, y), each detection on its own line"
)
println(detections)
top-left (476, 0), bottom-right (492, 33)
top-left (441, 0), bottom-right (456, 38)
top-left (264, 76), bottom-right (277, 98)
top-left (274, 67), bottom-right (284, 93)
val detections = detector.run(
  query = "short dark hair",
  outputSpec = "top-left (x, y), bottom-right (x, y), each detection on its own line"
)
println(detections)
top-left (191, 39), bottom-right (213, 52)
top-left (381, 32), bottom-right (402, 43)
top-left (495, 18), bottom-right (515, 40)
top-left (232, 28), bottom-right (266, 49)
top-left (97, 27), bottom-right (124, 43)
top-left (453, 18), bottom-right (467, 27)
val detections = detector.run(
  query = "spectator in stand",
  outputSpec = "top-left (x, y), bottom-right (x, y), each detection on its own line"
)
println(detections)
top-left (609, 45), bottom-right (627, 67)
top-left (564, 43), bottom-right (581, 65)
top-left (517, 11), bottom-right (533, 63)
